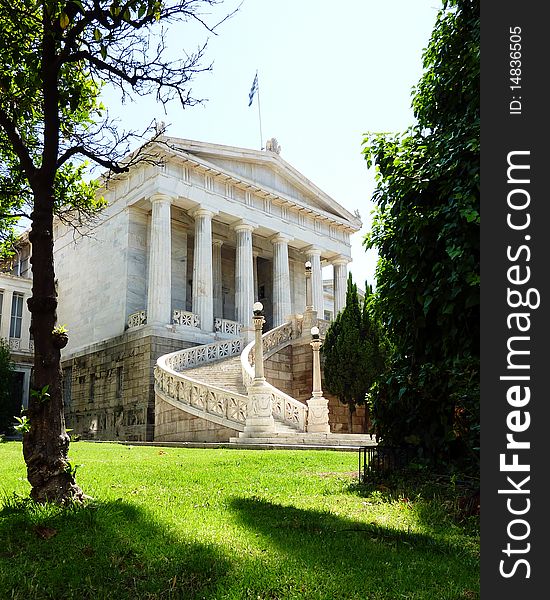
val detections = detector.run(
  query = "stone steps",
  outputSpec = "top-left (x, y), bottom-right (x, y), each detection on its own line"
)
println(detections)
top-left (231, 432), bottom-right (377, 447)
top-left (181, 356), bottom-right (247, 395)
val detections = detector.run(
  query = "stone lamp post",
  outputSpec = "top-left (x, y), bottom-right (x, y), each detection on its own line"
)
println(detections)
top-left (306, 326), bottom-right (330, 433)
top-left (241, 301), bottom-right (275, 437)
top-left (304, 260), bottom-right (313, 311)
top-left (303, 260), bottom-right (316, 333)
top-left (252, 302), bottom-right (266, 381)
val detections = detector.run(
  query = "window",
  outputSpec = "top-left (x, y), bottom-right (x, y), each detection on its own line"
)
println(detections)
top-left (10, 293), bottom-right (24, 338)
top-left (324, 310), bottom-right (333, 322)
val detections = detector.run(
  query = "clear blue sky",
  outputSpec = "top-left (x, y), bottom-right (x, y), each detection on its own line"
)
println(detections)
top-left (102, 0), bottom-right (440, 287)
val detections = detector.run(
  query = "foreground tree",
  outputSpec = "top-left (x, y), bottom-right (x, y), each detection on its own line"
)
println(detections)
top-left (322, 275), bottom-right (385, 432)
top-left (363, 0), bottom-right (479, 471)
top-left (0, 0), bottom-right (230, 502)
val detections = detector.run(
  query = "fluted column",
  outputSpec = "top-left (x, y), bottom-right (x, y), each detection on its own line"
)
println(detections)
top-left (192, 208), bottom-right (214, 332)
top-left (333, 257), bottom-right (349, 316)
top-left (252, 251), bottom-right (259, 301)
top-left (271, 234), bottom-right (292, 327)
top-left (234, 223), bottom-right (255, 329)
top-left (147, 194), bottom-right (172, 325)
top-left (212, 240), bottom-right (224, 319)
top-left (306, 246), bottom-right (324, 314)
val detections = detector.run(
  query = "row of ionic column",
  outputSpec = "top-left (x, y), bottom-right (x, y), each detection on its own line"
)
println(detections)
top-left (146, 194), bottom-right (349, 331)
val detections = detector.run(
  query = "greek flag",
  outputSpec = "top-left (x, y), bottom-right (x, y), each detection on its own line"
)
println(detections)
top-left (248, 72), bottom-right (258, 107)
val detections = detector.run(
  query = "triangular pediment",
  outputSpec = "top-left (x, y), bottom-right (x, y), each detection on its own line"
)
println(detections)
top-left (159, 137), bottom-right (361, 229)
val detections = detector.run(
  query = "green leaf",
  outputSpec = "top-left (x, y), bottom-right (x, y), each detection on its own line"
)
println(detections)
top-left (59, 12), bottom-right (70, 30)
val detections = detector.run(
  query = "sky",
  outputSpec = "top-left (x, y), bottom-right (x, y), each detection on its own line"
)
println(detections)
top-left (101, 0), bottom-right (440, 287)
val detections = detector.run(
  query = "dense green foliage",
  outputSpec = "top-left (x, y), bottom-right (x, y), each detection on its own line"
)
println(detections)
top-left (322, 275), bottom-right (386, 431)
top-left (363, 0), bottom-right (479, 471)
top-left (0, 339), bottom-right (14, 435)
top-left (0, 442), bottom-right (480, 599)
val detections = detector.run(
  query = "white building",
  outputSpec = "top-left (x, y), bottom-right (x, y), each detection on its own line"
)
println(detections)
top-left (0, 238), bottom-right (34, 430)
top-left (53, 137), bottom-right (366, 441)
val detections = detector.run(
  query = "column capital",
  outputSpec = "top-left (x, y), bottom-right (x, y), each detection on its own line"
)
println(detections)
top-left (270, 233), bottom-right (292, 245)
top-left (150, 193), bottom-right (173, 205)
top-left (190, 207), bottom-right (216, 219)
top-left (305, 245), bottom-right (323, 257)
top-left (212, 238), bottom-right (224, 248)
top-left (332, 255), bottom-right (351, 266)
top-left (233, 221), bottom-right (256, 234)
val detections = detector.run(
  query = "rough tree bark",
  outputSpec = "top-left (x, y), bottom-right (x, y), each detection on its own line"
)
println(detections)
top-left (23, 184), bottom-right (84, 504)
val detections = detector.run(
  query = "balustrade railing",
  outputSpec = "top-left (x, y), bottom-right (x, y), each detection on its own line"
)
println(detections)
top-left (317, 319), bottom-right (331, 338)
top-left (172, 309), bottom-right (200, 328)
top-left (154, 363), bottom-right (247, 429)
top-left (9, 338), bottom-right (21, 351)
top-left (155, 316), bottom-right (309, 433)
top-left (127, 310), bottom-right (147, 329)
top-left (166, 338), bottom-right (243, 372)
top-left (214, 318), bottom-right (242, 336)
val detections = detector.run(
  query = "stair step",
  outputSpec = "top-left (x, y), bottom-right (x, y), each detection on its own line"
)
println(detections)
top-left (180, 355), bottom-right (247, 395)
top-left (230, 433), bottom-right (376, 447)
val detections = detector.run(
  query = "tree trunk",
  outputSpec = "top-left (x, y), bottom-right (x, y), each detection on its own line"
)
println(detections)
top-left (23, 186), bottom-right (84, 504)
top-left (347, 402), bottom-right (356, 433)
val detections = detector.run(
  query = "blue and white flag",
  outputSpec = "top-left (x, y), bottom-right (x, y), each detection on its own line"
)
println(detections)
top-left (248, 72), bottom-right (258, 107)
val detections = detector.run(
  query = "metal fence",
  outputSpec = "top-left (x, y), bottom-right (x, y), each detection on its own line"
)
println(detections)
top-left (358, 445), bottom-right (416, 482)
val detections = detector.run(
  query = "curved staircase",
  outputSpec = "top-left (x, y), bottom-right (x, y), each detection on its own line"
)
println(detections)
top-left (153, 318), bottom-right (376, 447)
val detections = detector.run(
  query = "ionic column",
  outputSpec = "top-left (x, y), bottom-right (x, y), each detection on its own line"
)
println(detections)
top-left (147, 194), bottom-right (172, 325)
top-left (306, 246), bottom-right (324, 314)
top-left (332, 257), bottom-right (350, 316)
top-left (212, 240), bottom-right (224, 319)
top-left (191, 208), bottom-right (215, 332)
top-left (234, 223), bottom-right (255, 329)
top-left (271, 234), bottom-right (292, 327)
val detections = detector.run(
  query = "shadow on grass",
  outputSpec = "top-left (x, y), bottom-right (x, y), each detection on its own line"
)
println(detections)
top-left (0, 497), bottom-right (230, 600)
top-left (347, 475), bottom-right (480, 534)
top-left (228, 496), bottom-right (479, 599)
top-left (230, 496), bottom-right (475, 558)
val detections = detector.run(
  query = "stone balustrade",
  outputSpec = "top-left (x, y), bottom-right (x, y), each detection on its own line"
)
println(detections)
top-left (172, 309), bottom-right (200, 328)
top-left (166, 338), bottom-right (243, 371)
top-left (214, 318), bottom-right (242, 336)
top-left (154, 363), bottom-right (248, 430)
top-left (317, 319), bottom-right (331, 338)
top-left (127, 310), bottom-right (147, 329)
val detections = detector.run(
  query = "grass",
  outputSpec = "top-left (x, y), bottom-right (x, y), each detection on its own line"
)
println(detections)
top-left (0, 442), bottom-right (479, 599)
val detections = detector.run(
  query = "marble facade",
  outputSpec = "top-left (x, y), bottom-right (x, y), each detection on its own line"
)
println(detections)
top-left (53, 138), bottom-right (362, 440)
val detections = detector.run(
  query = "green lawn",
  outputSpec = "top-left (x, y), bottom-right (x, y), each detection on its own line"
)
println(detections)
top-left (0, 442), bottom-right (479, 599)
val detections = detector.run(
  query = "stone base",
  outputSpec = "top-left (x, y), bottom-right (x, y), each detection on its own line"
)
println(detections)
top-left (306, 395), bottom-right (330, 434)
top-left (240, 382), bottom-right (275, 436)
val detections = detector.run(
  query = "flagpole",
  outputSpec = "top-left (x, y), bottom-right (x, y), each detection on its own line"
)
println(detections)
top-left (256, 71), bottom-right (264, 150)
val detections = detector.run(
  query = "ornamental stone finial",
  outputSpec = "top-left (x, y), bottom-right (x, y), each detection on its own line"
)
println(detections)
top-left (155, 119), bottom-right (166, 136)
top-left (265, 138), bottom-right (281, 154)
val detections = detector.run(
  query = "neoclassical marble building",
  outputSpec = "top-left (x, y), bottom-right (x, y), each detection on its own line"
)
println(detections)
top-left (55, 137), bottom-right (364, 442)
